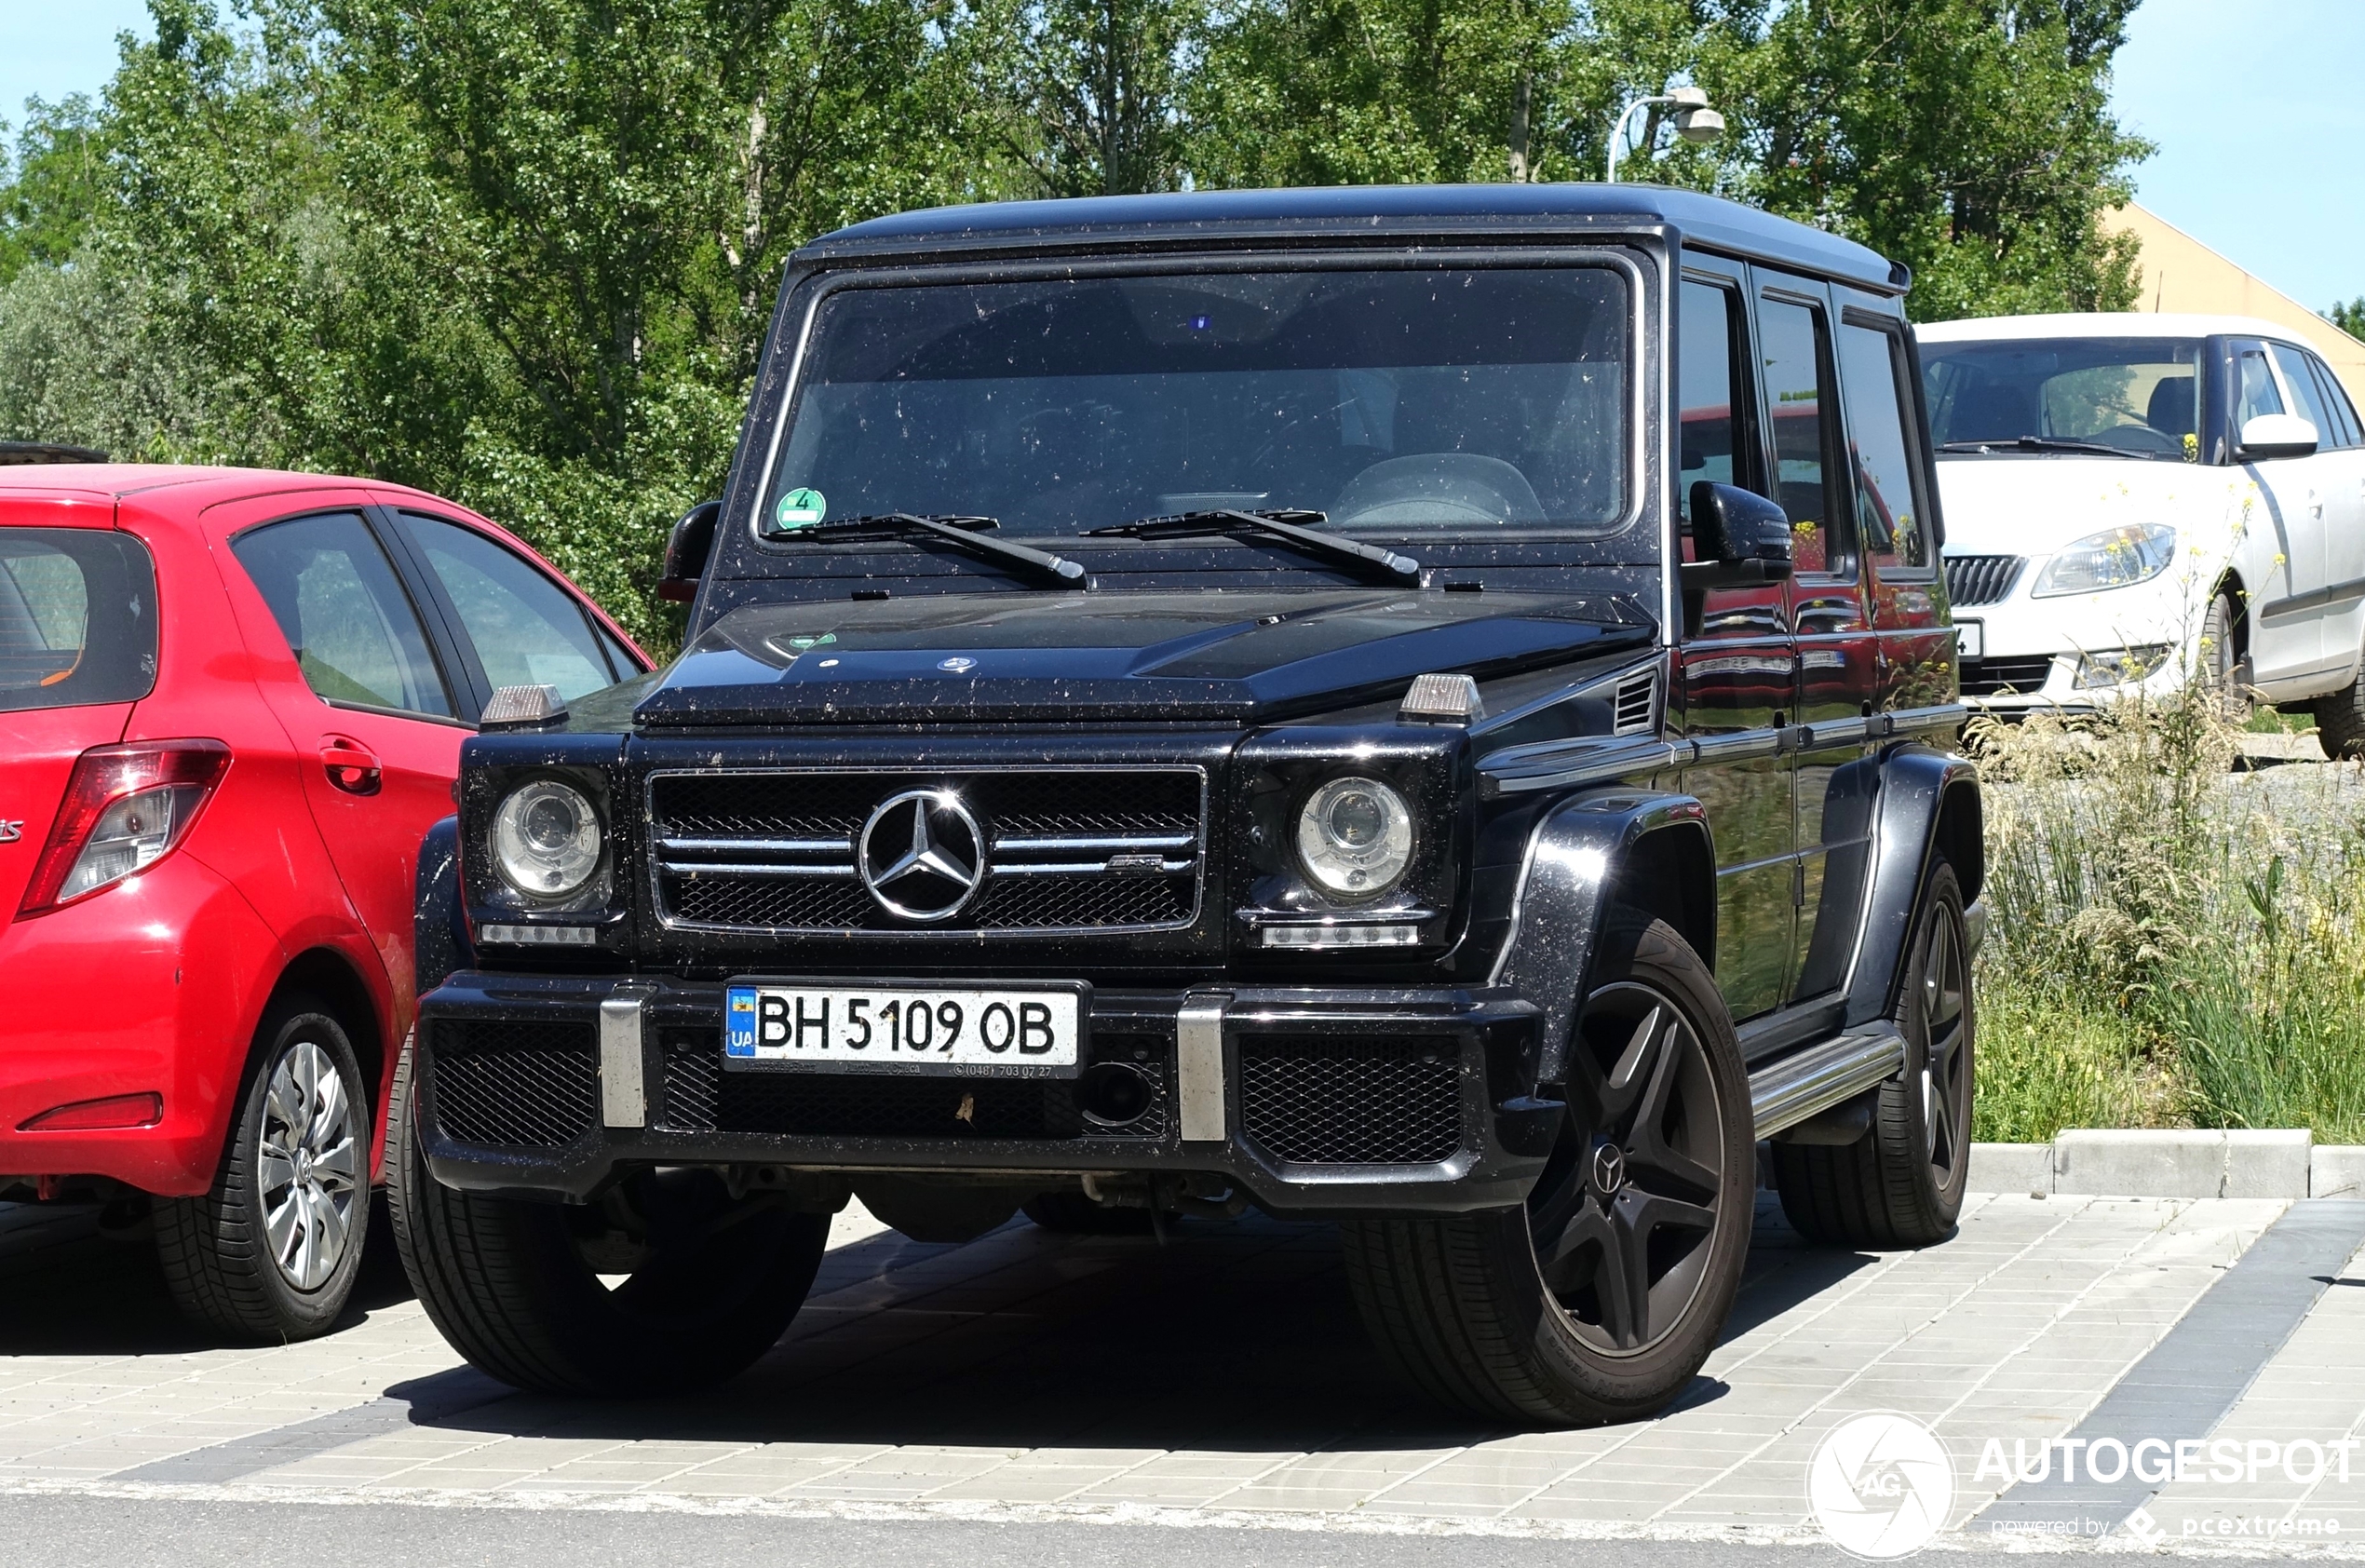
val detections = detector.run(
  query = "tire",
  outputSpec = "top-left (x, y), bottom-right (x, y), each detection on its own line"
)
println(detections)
top-left (156, 997), bottom-right (370, 1342)
top-left (2202, 590), bottom-right (2251, 720)
top-left (388, 1034), bottom-right (829, 1396)
top-left (1342, 907), bottom-right (1755, 1426)
top-left (2314, 640), bottom-right (2365, 760)
top-left (1773, 860), bottom-right (1975, 1249)
top-left (1022, 1189), bottom-right (1155, 1235)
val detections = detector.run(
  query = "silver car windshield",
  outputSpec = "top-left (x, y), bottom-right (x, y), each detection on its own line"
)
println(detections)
top-left (764, 266), bottom-right (1633, 539)
top-left (1923, 337), bottom-right (2203, 460)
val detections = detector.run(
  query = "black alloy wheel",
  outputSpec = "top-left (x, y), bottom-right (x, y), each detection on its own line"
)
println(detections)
top-left (1529, 981), bottom-right (1727, 1355)
top-left (1773, 859), bottom-right (1976, 1248)
top-left (1342, 908), bottom-right (1753, 1426)
top-left (1917, 896), bottom-right (1971, 1190)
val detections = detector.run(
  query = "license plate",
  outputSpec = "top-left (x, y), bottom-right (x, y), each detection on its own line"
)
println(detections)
top-left (1954, 619), bottom-right (1983, 659)
top-left (723, 980), bottom-right (1087, 1076)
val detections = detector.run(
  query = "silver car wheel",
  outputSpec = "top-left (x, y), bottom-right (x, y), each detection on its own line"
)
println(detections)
top-left (258, 1040), bottom-right (360, 1291)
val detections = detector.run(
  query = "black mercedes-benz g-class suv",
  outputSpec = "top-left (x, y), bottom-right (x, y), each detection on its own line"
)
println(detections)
top-left (393, 183), bottom-right (1981, 1426)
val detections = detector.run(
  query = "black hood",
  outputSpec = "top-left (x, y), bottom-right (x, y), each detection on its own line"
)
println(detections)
top-left (632, 588), bottom-right (1654, 727)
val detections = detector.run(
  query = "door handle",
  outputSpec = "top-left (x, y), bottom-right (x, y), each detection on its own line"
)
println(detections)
top-left (320, 737), bottom-right (383, 796)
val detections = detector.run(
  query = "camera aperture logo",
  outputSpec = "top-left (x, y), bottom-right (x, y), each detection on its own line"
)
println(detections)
top-left (1808, 1412), bottom-right (1956, 1559)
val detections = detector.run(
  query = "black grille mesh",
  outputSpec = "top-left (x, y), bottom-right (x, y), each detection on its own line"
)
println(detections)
top-left (657, 1027), bottom-right (1169, 1140)
top-left (1960, 655), bottom-right (2056, 696)
top-left (1238, 1036), bottom-right (1463, 1165)
top-left (1943, 554), bottom-right (2025, 608)
top-left (430, 1019), bottom-right (598, 1147)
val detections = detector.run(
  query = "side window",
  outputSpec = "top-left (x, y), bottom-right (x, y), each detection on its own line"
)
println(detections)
top-left (1758, 295), bottom-right (1842, 573)
top-left (2237, 347), bottom-right (2285, 425)
top-left (595, 623), bottom-right (643, 680)
top-left (1837, 319), bottom-right (1928, 572)
top-left (1677, 279), bottom-right (1750, 534)
top-left (2305, 357), bottom-right (2362, 448)
top-left (401, 513), bottom-right (618, 701)
top-left (231, 512), bottom-right (453, 719)
top-left (2271, 344), bottom-right (2335, 441)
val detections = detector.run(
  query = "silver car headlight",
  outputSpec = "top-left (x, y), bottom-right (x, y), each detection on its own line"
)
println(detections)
top-left (1296, 777), bottom-right (1413, 898)
top-left (492, 779), bottom-right (603, 899)
top-left (2031, 523), bottom-right (2177, 598)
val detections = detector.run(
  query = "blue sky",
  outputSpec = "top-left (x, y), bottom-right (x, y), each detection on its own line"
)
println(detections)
top-left (4, 0), bottom-right (2361, 317)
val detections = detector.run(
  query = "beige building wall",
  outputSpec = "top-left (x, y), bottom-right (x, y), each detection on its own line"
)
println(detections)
top-left (2101, 202), bottom-right (2365, 406)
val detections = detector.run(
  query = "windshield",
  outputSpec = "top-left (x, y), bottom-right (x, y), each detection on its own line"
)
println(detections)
top-left (764, 266), bottom-right (1632, 539)
top-left (1922, 337), bottom-right (2202, 459)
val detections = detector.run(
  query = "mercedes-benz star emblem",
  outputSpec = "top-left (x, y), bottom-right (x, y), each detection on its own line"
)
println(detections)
top-left (858, 790), bottom-right (986, 922)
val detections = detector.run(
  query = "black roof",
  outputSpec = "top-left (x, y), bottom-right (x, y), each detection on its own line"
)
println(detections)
top-left (0, 441), bottom-right (109, 466)
top-left (802, 183), bottom-right (1906, 295)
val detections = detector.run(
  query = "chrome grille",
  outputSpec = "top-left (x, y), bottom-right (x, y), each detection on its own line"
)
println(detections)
top-left (1943, 553), bottom-right (2025, 607)
top-left (648, 768), bottom-right (1205, 936)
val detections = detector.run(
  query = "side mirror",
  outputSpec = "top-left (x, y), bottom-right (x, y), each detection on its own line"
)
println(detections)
top-left (658, 498), bottom-right (722, 604)
top-left (2238, 413), bottom-right (2318, 461)
top-left (1685, 480), bottom-right (1794, 587)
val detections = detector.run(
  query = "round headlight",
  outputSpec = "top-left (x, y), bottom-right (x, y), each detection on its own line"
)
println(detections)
top-left (493, 780), bottom-right (603, 899)
top-left (1295, 777), bottom-right (1413, 898)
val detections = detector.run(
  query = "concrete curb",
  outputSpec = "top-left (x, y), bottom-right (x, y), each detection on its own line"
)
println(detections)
top-left (1969, 1132), bottom-right (2364, 1198)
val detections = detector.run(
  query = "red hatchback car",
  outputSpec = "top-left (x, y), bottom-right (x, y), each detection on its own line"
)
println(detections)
top-left (0, 459), bottom-right (647, 1340)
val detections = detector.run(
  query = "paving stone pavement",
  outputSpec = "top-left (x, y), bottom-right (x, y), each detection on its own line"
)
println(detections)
top-left (0, 1191), bottom-right (2358, 1555)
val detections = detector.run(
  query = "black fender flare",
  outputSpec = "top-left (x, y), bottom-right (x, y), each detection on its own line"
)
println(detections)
top-left (414, 815), bottom-right (473, 1001)
top-left (1489, 789), bottom-right (1717, 1085)
top-left (1842, 744), bottom-right (1982, 1029)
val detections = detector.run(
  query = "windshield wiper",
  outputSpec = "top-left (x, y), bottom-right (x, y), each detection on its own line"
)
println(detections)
top-left (809, 513), bottom-right (1087, 588)
top-left (1939, 436), bottom-right (2143, 459)
top-left (1088, 508), bottom-right (1421, 584)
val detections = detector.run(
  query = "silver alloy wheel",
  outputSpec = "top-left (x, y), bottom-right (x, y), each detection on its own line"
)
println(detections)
top-left (258, 1040), bottom-right (360, 1291)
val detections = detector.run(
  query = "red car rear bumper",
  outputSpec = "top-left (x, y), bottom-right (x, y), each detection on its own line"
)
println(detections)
top-left (0, 853), bottom-right (280, 1196)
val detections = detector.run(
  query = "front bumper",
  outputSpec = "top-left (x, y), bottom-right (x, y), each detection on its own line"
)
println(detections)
top-left (417, 972), bottom-right (1548, 1215)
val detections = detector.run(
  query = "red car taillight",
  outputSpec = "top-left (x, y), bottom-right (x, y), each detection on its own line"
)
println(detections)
top-left (16, 740), bottom-right (233, 919)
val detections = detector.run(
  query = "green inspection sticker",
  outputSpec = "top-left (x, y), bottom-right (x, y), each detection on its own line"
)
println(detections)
top-left (775, 487), bottom-right (827, 530)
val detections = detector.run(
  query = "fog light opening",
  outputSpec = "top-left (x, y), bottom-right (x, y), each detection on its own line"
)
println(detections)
top-left (1077, 1061), bottom-right (1156, 1128)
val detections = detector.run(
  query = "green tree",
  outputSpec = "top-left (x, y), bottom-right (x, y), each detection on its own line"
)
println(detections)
top-left (991, 0), bottom-right (1197, 196)
top-left (0, 97), bottom-right (115, 287)
top-left (2331, 300), bottom-right (2365, 342)
top-left (1718, 0), bottom-right (2150, 320)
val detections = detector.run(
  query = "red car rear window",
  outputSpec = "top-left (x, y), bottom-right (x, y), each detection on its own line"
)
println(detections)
top-left (0, 528), bottom-right (158, 712)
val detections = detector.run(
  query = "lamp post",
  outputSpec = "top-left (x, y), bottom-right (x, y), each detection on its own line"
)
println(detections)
top-left (1605, 85), bottom-right (1725, 182)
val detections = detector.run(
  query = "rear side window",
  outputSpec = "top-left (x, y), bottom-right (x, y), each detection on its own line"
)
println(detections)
top-left (400, 513), bottom-right (620, 700)
top-left (1758, 295), bottom-right (1842, 573)
top-left (1676, 279), bottom-right (1749, 530)
top-left (2309, 359), bottom-right (2363, 447)
top-left (232, 512), bottom-right (454, 719)
top-left (1837, 320), bottom-right (1928, 572)
top-left (0, 528), bottom-right (157, 713)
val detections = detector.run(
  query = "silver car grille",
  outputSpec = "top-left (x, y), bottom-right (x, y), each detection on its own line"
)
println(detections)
top-left (646, 767), bottom-right (1206, 936)
top-left (1943, 553), bottom-right (2025, 608)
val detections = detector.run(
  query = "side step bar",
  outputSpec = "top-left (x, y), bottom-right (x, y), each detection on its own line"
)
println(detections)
top-left (1748, 1025), bottom-right (1908, 1139)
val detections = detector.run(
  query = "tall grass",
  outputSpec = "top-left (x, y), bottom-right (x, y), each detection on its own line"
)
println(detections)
top-left (1969, 678), bottom-right (2365, 1142)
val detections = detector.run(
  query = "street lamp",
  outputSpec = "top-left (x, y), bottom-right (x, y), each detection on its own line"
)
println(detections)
top-left (1605, 85), bottom-right (1725, 182)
